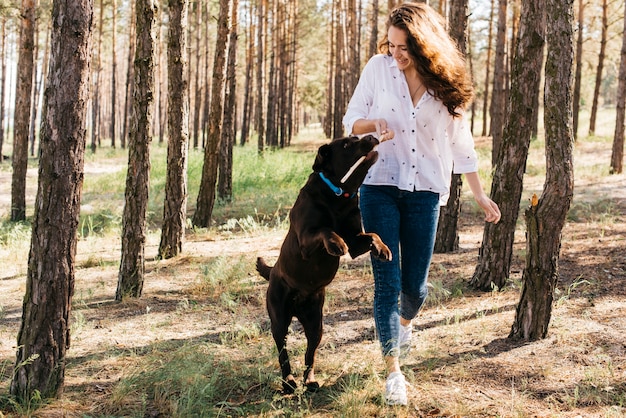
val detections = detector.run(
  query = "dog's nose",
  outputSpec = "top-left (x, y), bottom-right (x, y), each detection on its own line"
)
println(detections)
top-left (362, 134), bottom-right (379, 145)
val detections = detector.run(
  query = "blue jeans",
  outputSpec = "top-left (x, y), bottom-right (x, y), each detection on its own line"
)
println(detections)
top-left (359, 185), bottom-right (440, 357)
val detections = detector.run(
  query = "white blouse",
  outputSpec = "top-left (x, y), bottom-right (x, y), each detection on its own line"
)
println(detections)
top-left (343, 54), bottom-right (479, 205)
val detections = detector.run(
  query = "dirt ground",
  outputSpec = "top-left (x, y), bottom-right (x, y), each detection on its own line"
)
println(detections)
top-left (0, 137), bottom-right (625, 417)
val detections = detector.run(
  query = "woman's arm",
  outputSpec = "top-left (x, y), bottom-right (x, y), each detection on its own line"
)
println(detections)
top-left (464, 172), bottom-right (501, 224)
top-left (351, 118), bottom-right (395, 141)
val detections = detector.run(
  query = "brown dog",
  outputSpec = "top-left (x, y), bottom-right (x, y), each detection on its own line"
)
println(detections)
top-left (256, 135), bottom-right (391, 393)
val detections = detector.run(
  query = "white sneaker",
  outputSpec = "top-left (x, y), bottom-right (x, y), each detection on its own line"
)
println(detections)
top-left (385, 371), bottom-right (408, 406)
top-left (399, 322), bottom-right (412, 358)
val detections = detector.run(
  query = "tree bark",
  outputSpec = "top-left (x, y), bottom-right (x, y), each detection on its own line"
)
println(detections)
top-left (159, 0), bottom-right (189, 260)
top-left (191, 1), bottom-right (202, 150)
top-left (28, 17), bottom-right (39, 157)
top-left (116, 0), bottom-right (157, 299)
top-left (219, 0), bottom-right (238, 201)
top-left (0, 17), bottom-right (7, 162)
top-left (489, 0), bottom-right (507, 167)
top-left (481, 0), bottom-right (495, 137)
top-left (368, 0), bottom-right (378, 59)
top-left (610, 0), bottom-right (626, 174)
top-left (510, 0), bottom-right (574, 341)
top-left (471, 0), bottom-right (545, 291)
top-left (192, 0), bottom-right (230, 228)
top-left (121, 0), bottom-right (136, 150)
top-left (11, 0), bottom-right (36, 222)
top-left (110, 0), bottom-right (118, 148)
top-left (10, 0), bottom-right (92, 399)
top-left (239, 2), bottom-right (253, 146)
top-left (434, 0), bottom-right (468, 253)
top-left (255, 0), bottom-right (265, 153)
top-left (572, 0), bottom-right (583, 140)
top-left (588, 0), bottom-right (607, 136)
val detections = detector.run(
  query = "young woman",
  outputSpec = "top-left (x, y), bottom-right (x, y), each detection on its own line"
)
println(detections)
top-left (343, 2), bottom-right (501, 406)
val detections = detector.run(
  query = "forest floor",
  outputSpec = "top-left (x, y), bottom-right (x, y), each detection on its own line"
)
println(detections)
top-left (0, 133), bottom-right (625, 417)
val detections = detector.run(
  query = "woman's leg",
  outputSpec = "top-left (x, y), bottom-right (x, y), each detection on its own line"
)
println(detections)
top-left (398, 191), bottom-right (440, 321)
top-left (359, 185), bottom-right (402, 360)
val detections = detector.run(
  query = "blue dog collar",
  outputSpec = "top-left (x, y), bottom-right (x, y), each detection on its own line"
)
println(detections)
top-left (318, 172), bottom-right (356, 198)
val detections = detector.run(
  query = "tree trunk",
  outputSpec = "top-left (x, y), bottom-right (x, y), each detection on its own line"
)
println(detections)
top-left (10, 0), bottom-right (92, 400)
top-left (239, 2), bottom-right (253, 146)
top-left (481, 0), bottom-right (495, 137)
top-left (0, 17), bottom-right (7, 162)
top-left (510, 0), bottom-right (574, 341)
top-left (192, 0), bottom-right (230, 228)
top-left (434, 0), bottom-right (468, 253)
top-left (192, 1), bottom-right (202, 149)
top-left (121, 0), bottom-right (136, 150)
top-left (159, 0), bottom-right (189, 260)
top-left (572, 0), bottom-right (583, 140)
top-left (332, 0), bottom-right (345, 139)
top-left (91, 0), bottom-right (103, 153)
top-left (218, 0), bottom-right (238, 201)
top-left (368, 0), bottom-right (378, 59)
top-left (11, 0), bottom-right (36, 222)
top-left (324, 0), bottom-right (335, 139)
top-left (255, 0), bottom-right (265, 153)
top-left (201, 1), bottom-right (210, 149)
top-left (610, 0), bottom-right (626, 175)
top-left (471, 0), bottom-right (545, 291)
top-left (588, 0), bottom-right (607, 136)
top-left (28, 18), bottom-right (39, 157)
top-left (110, 0), bottom-right (117, 148)
top-left (489, 0), bottom-right (507, 166)
top-left (116, 0), bottom-right (157, 299)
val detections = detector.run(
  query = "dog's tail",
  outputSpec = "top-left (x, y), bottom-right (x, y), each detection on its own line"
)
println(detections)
top-left (256, 257), bottom-right (273, 281)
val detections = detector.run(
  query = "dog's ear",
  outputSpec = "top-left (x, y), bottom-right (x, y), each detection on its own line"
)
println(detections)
top-left (313, 144), bottom-right (331, 172)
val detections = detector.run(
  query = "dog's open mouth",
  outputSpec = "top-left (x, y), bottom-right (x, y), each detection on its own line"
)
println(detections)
top-left (363, 149), bottom-right (378, 163)
top-left (340, 148), bottom-right (379, 184)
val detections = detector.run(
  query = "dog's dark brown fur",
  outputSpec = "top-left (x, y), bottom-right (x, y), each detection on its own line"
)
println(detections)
top-left (256, 135), bottom-right (391, 393)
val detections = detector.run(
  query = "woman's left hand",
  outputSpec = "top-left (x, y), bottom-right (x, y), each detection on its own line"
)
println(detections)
top-left (476, 195), bottom-right (501, 224)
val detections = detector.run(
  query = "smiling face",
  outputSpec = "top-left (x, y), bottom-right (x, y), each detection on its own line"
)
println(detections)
top-left (387, 25), bottom-right (414, 72)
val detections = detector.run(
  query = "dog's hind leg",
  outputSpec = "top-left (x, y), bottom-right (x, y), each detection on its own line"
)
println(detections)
top-left (267, 281), bottom-right (297, 394)
top-left (298, 291), bottom-right (325, 391)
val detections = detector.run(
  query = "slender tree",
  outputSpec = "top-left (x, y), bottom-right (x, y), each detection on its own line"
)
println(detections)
top-left (116, 0), bottom-right (158, 299)
top-left (192, 1), bottom-right (203, 150)
top-left (510, 0), bottom-right (574, 341)
top-left (588, 0), bottom-right (608, 136)
top-left (610, 0), bottom-right (626, 174)
top-left (239, 0), bottom-right (254, 146)
top-left (121, 0), bottom-right (136, 149)
top-left (10, 0), bottom-right (36, 222)
top-left (0, 17), bottom-right (7, 162)
top-left (572, 0), bottom-right (584, 140)
top-left (110, 0), bottom-right (118, 148)
top-left (91, 0), bottom-right (103, 153)
top-left (471, 0), bottom-right (546, 291)
top-left (218, 0), bottom-right (238, 200)
top-left (27, 9), bottom-right (39, 157)
top-left (434, 0), bottom-right (468, 253)
top-left (255, 0), bottom-right (265, 152)
top-left (481, 0), bottom-right (495, 137)
top-left (159, 0), bottom-right (189, 259)
top-left (489, 0), bottom-right (507, 166)
top-left (368, 0), bottom-right (378, 59)
top-left (10, 0), bottom-right (92, 399)
top-left (192, 0), bottom-right (230, 227)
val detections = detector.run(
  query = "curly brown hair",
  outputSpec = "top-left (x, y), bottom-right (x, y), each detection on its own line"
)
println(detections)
top-left (378, 2), bottom-right (473, 117)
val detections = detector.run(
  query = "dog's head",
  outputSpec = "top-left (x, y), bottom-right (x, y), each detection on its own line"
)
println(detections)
top-left (312, 135), bottom-right (379, 194)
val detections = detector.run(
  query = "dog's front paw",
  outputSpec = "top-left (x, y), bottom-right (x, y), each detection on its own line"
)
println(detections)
top-left (324, 233), bottom-right (349, 256)
top-left (371, 235), bottom-right (392, 261)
